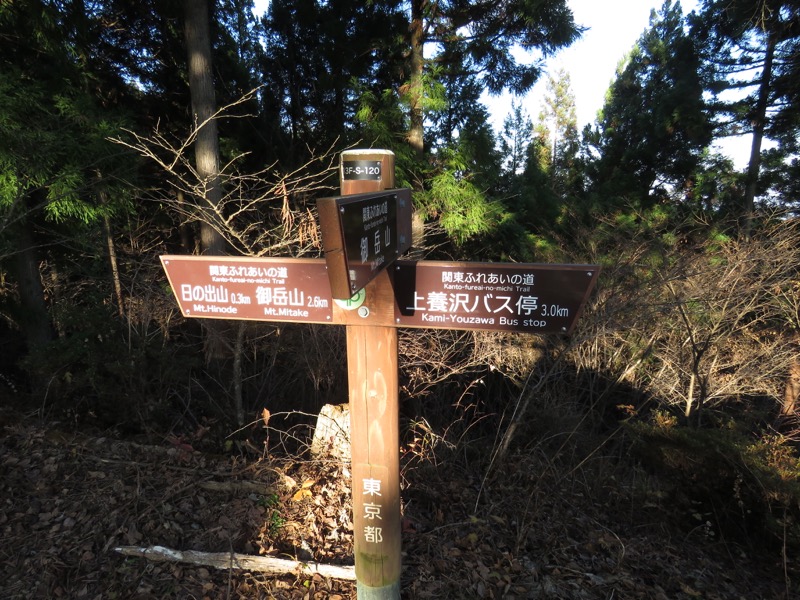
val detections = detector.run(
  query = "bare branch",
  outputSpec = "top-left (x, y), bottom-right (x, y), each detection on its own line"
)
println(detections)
top-left (110, 92), bottom-right (347, 257)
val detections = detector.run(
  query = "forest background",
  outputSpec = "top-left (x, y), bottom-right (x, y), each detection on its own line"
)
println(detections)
top-left (1, 0), bottom-right (800, 594)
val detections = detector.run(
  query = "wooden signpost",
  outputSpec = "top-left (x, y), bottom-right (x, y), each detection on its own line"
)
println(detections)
top-left (323, 150), bottom-right (402, 598)
top-left (160, 149), bottom-right (600, 599)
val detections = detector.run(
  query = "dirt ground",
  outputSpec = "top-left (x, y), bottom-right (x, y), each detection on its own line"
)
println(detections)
top-left (0, 410), bottom-right (794, 599)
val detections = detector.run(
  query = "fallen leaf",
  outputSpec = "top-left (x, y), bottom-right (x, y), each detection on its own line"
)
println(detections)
top-left (680, 583), bottom-right (702, 597)
top-left (292, 488), bottom-right (313, 502)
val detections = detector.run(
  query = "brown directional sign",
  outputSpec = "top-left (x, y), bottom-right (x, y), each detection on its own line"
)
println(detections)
top-left (317, 188), bottom-right (412, 299)
top-left (159, 255), bottom-right (600, 334)
top-left (393, 261), bottom-right (600, 335)
top-left (159, 256), bottom-right (334, 323)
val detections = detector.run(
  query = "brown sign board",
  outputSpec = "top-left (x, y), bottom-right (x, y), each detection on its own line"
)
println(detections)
top-left (317, 188), bottom-right (412, 299)
top-left (159, 256), bottom-right (599, 335)
top-left (160, 256), bottom-right (334, 324)
top-left (393, 261), bottom-right (600, 335)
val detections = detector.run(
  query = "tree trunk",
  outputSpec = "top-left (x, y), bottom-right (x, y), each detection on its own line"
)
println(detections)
top-left (782, 358), bottom-right (800, 417)
top-left (184, 0), bottom-right (230, 366)
top-left (232, 321), bottom-right (245, 427)
top-left (176, 190), bottom-right (196, 253)
top-left (407, 0), bottom-right (424, 160)
top-left (9, 221), bottom-right (53, 351)
top-left (94, 174), bottom-right (125, 321)
top-left (742, 33), bottom-right (775, 239)
top-left (183, 0), bottom-right (226, 256)
top-left (406, 0), bottom-right (427, 252)
top-left (103, 214), bottom-right (125, 320)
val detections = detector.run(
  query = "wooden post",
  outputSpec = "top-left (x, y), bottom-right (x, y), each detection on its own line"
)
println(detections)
top-left (340, 149), bottom-right (402, 599)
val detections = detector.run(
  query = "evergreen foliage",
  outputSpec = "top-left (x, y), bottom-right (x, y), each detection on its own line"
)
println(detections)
top-left (586, 0), bottom-right (712, 211)
top-left (537, 68), bottom-right (581, 198)
top-left (0, 2), bottom-right (133, 231)
top-left (691, 0), bottom-right (800, 218)
top-left (421, 0), bottom-right (582, 95)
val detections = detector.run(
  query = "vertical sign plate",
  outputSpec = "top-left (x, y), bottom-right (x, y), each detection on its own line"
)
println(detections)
top-left (318, 189), bottom-right (412, 299)
top-left (339, 191), bottom-right (397, 294)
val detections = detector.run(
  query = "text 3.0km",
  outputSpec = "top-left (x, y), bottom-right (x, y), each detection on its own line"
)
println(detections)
top-left (541, 304), bottom-right (569, 317)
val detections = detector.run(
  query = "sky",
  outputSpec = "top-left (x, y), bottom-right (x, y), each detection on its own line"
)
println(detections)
top-left (252, 0), bottom-right (750, 167)
top-left (483, 0), bottom-right (699, 132)
top-left (480, 0), bottom-right (763, 167)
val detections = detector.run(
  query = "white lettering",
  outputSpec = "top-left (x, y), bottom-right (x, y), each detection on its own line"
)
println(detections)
top-left (523, 319), bottom-right (547, 328)
top-left (449, 315), bottom-right (495, 325)
top-left (421, 313), bottom-right (447, 323)
top-left (277, 307), bottom-right (309, 318)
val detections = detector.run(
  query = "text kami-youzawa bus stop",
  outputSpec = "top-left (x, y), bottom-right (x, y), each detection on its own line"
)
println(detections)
top-left (161, 149), bottom-right (599, 599)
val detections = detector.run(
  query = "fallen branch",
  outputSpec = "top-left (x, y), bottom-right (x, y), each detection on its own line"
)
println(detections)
top-left (114, 545), bottom-right (356, 580)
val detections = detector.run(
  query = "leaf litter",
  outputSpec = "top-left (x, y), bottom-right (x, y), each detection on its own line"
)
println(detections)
top-left (0, 417), bottom-right (794, 599)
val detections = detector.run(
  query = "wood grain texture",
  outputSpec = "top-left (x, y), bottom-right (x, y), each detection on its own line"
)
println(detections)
top-left (347, 320), bottom-right (401, 590)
